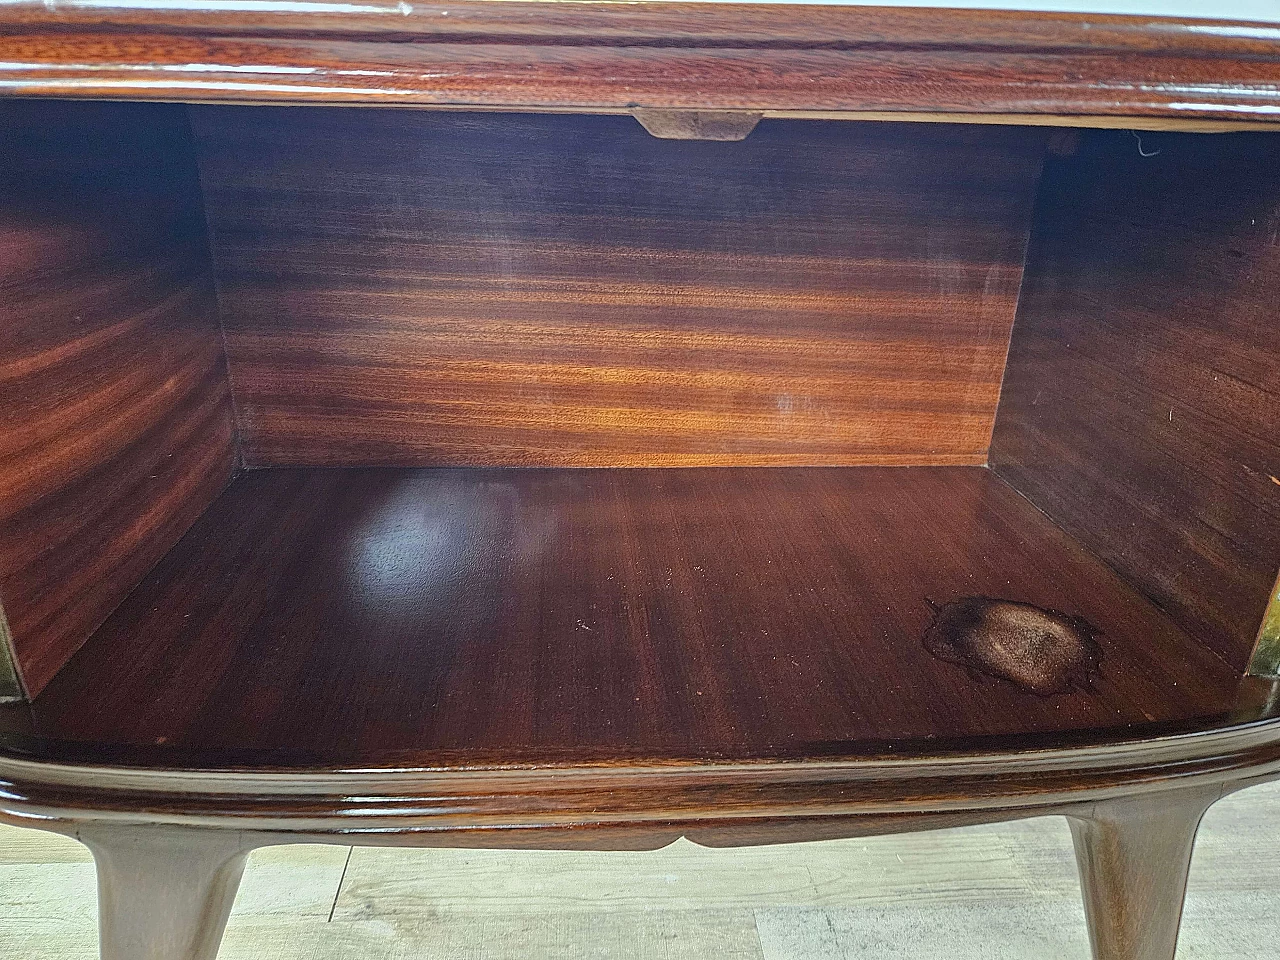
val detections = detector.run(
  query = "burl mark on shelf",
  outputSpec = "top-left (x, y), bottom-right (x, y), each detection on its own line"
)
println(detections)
top-left (923, 597), bottom-right (1103, 696)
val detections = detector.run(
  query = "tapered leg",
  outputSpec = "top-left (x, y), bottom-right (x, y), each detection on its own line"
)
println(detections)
top-left (78, 824), bottom-right (257, 960)
top-left (1068, 786), bottom-right (1220, 960)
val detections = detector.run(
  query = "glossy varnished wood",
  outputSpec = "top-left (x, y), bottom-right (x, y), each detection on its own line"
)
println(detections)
top-left (7, 1), bottom-right (1280, 49)
top-left (84, 825), bottom-right (252, 960)
top-left (990, 130), bottom-right (1280, 674)
top-left (9, 466), bottom-right (1239, 768)
top-left (1, 5), bottom-right (1279, 125)
top-left (0, 13), bottom-right (1278, 958)
top-left (192, 109), bottom-right (1044, 467)
top-left (0, 100), bottom-right (238, 697)
top-left (1068, 786), bottom-right (1221, 960)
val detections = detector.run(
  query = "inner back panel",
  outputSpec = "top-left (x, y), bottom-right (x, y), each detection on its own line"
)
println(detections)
top-left (191, 109), bottom-right (1047, 467)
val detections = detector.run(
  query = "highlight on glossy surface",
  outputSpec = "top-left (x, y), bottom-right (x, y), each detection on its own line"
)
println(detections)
top-left (1249, 572), bottom-right (1280, 677)
top-left (9, 465), bottom-right (1241, 770)
top-left (0, 11), bottom-right (1277, 960)
top-left (192, 108), bottom-right (1044, 467)
top-left (0, 99), bottom-right (238, 698)
top-left (1, 4), bottom-right (1280, 124)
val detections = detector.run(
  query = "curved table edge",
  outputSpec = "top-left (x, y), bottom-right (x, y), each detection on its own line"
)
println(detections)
top-left (2, 718), bottom-right (1279, 844)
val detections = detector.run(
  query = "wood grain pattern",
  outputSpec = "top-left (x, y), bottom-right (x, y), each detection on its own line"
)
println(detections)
top-left (6, 1), bottom-right (1280, 50)
top-left (192, 108), bottom-right (1044, 467)
top-left (17, 465), bottom-right (1240, 768)
top-left (1, 5), bottom-right (1280, 124)
top-left (1068, 786), bottom-right (1221, 960)
top-left (990, 129), bottom-right (1280, 674)
top-left (0, 100), bottom-right (238, 697)
top-left (84, 824), bottom-right (252, 960)
top-left (0, 20), bottom-right (1277, 960)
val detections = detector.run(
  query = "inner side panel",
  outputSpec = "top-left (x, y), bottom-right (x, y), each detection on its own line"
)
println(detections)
top-left (991, 129), bottom-right (1280, 673)
top-left (0, 100), bottom-right (238, 698)
top-left (191, 109), bottom-right (1047, 468)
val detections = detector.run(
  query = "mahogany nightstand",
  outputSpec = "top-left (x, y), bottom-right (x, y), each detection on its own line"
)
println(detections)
top-left (0, 4), bottom-right (1278, 958)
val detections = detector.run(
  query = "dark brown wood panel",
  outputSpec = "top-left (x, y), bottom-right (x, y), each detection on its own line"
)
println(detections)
top-left (1, 5), bottom-right (1280, 124)
top-left (193, 108), bottom-right (1044, 467)
top-left (0, 99), bottom-right (238, 697)
top-left (20, 466), bottom-right (1240, 769)
top-left (991, 129), bottom-right (1280, 673)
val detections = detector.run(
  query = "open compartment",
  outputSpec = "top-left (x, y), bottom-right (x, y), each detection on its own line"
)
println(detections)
top-left (1, 99), bottom-right (1277, 767)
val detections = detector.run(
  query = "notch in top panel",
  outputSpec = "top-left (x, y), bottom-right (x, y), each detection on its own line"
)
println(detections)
top-left (191, 108), bottom-right (1046, 468)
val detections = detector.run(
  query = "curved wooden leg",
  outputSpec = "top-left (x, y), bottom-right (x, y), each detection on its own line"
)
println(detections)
top-left (78, 824), bottom-right (256, 960)
top-left (1067, 785), bottom-right (1220, 960)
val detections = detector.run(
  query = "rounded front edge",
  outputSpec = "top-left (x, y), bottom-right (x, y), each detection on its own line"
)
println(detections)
top-left (2, 7), bottom-right (1280, 125)
top-left (1, 716), bottom-right (1279, 847)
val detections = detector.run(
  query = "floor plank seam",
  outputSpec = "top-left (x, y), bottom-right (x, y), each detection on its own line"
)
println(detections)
top-left (327, 847), bottom-right (353, 924)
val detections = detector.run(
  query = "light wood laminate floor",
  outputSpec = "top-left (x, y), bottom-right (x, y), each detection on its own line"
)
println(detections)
top-left (2, 781), bottom-right (1277, 959)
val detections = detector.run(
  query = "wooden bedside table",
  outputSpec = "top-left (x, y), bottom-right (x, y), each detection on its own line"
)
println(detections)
top-left (0, 3), bottom-right (1277, 958)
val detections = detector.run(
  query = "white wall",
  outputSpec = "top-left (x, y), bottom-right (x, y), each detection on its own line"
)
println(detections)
top-left (648, 0), bottom-right (1280, 25)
